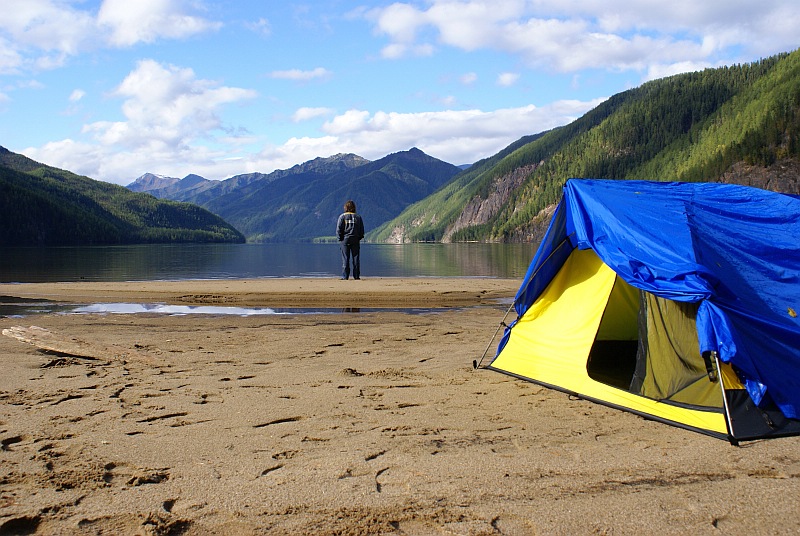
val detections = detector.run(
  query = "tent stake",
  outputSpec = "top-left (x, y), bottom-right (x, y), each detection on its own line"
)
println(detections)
top-left (473, 302), bottom-right (515, 370)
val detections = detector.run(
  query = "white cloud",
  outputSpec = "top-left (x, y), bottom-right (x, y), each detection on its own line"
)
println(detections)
top-left (322, 109), bottom-right (373, 135)
top-left (62, 88), bottom-right (86, 115)
top-left (0, 36), bottom-right (24, 74)
top-left (0, 0), bottom-right (96, 55)
top-left (295, 99), bottom-right (605, 166)
top-left (269, 67), bottom-right (332, 81)
top-left (365, 0), bottom-right (800, 76)
top-left (24, 94), bottom-right (602, 185)
top-left (370, 2), bottom-right (426, 44)
top-left (496, 72), bottom-right (519, 86)
top-left (69, 89), bottom-right (86, 102)
top-left (460, 72), bottom-right (478, 85)
top-left (26, 59), bottom-right (258, 183)
top-left (97, 0), bottom-right (222, 47)
top-left (292, 107), bottom-right (336, 122)
top-left (0, 0), bottom-right (220, 74)
top-left (369, 0), bottom-right (525, 51)
top-left (99, 59), bottom-right (255, 145)
top-left (318, 98), bottom-right (599, 167)
top-left (380, 43), bottom-right (408, 60)
top-left (380, 42), bottom-right (434, 59)
top-left (420, 0), bottom-right (527, 51)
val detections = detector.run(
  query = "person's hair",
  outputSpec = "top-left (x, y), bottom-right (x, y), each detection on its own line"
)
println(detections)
top-left (344, 200), bottom-right (356, 213)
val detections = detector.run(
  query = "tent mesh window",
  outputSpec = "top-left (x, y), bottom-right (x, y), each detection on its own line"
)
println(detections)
top-left (632, 292), bottom-right (722, 408)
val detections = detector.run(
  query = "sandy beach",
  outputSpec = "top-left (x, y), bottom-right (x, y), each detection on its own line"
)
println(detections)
top-left (1, 278), bottom-right (799, 535)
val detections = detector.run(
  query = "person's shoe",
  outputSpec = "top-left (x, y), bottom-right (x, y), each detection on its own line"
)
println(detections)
top-left (353, 277), bottom-right (360, 280)
top-left (340, 277), bottom-right (348, 280)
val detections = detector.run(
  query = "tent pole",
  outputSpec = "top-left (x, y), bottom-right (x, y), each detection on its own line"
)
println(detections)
top-left (473, 302), bottom-right (515, 370)
top-left (713, 351), bottom-right (739, 446)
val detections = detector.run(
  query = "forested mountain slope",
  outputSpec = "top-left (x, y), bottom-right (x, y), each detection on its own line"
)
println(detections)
top-left (0, 147), bottom-right (244, 246)
top-left (370, 50), bottom-right (800, 244)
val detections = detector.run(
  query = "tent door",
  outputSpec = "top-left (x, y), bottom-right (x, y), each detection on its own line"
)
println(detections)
top-left (586, 276), bottom-right (639, 390)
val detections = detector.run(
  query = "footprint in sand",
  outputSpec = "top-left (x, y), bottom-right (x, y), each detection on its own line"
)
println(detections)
top-left (103, 462), bottom-right (170, 486)
top-left (1, 434), bottom-right (29, 451)
top-left (0, 515), bottom-right (42, 534)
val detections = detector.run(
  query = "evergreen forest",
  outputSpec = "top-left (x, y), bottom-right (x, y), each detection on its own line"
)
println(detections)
top-left (0, 148), bottom-right (244, 246)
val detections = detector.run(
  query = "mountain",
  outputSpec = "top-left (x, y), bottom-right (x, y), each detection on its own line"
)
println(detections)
top-left (126, 172), bottom-right (179, 192)
top-left (128, 153), bottom-right (370, 203)
top-left (370, 50), bottom-right (800, 244)
top-left (0, 147), bottom-right (245, 246)
top-left (135, 148), bottom-right (460, 242)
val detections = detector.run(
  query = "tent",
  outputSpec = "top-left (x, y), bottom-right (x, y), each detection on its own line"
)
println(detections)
top-left (486, 179), bottom-right (800, 443)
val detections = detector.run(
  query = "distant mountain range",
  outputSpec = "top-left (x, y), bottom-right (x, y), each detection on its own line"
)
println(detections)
top-left (130, 50), bottom-right (800, 246)
top-left (0, 147), bottom-right (244, 246)
top-left (128, 148), bottom-right (461, 242)
top-left (129, 153), bottom-right (372, 205)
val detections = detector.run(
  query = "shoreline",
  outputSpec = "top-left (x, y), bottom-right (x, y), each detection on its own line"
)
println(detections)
top-left (0, 277), bottom-right (522, 308)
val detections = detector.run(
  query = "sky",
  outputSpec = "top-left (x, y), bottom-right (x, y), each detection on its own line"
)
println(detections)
top-left (1, 1), bottom-right (798, 185)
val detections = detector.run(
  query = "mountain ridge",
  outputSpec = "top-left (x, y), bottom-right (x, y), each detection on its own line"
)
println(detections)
top-left (127, 153), bottom-right (370, 199)
top-left (132, 147), bottom-right (460, 242)
top-left (0, 147), bottom-right (245, 246)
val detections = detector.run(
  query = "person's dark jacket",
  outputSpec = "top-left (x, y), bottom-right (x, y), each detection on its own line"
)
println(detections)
top-left (337, 212), bottom-right (365, 244)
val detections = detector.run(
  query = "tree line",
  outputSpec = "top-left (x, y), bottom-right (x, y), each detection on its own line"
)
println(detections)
top-left (0, 153), bottom-right (244, 246)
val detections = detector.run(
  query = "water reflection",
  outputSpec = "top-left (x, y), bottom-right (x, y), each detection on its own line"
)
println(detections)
top-left (0, 296), bottom-right (74, 317)
top-left (72, 303), bottom-right (284, 315)
top-left (376, 243), bottom-right (533, 278)
top-left (0, 242), bottom-right (536, 283)
top-left (66, 303), bottom-right (448, 316)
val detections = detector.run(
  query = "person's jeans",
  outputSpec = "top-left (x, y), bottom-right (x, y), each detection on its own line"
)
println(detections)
top-left (340, 241), bottom-right (360, 279)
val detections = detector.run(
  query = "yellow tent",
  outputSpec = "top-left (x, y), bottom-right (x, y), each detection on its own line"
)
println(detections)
top-left (483, 180), bottom-right (800, 443)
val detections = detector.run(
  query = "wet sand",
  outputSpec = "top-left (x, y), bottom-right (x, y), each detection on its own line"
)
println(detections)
top-left (0, 278), bottom-right (520, 308)
top-left (1, 278), bottom-right (799, 535)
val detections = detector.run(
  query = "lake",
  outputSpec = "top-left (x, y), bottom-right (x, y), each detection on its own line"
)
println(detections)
top-left (0, 243), bottom-right (537, 283)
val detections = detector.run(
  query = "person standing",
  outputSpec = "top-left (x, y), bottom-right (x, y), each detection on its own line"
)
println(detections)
top-left (336, 200), bottom-right (365, 280)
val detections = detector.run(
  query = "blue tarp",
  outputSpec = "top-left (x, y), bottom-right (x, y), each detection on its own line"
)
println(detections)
top-left (506, 179), bottom-right (800, 419)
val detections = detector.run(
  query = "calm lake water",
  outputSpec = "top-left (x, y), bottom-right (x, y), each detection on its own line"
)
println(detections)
top-left (0, 243), bottom-right (536, 283)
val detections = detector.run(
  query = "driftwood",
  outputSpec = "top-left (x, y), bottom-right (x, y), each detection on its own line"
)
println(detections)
top-left (2, 326), bottom-right (153, 362)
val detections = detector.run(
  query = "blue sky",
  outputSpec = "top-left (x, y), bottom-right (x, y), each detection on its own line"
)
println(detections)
top-left (1, 1), bottom-right (797, 185)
